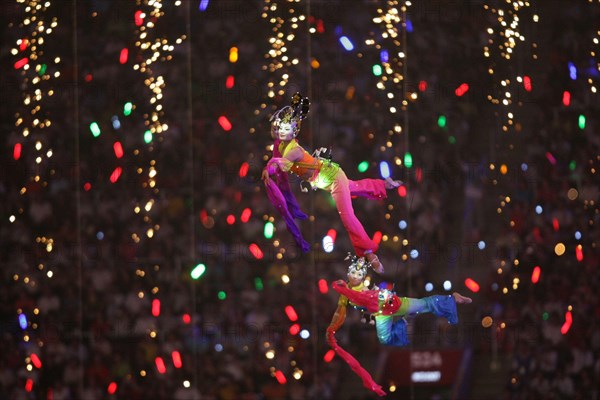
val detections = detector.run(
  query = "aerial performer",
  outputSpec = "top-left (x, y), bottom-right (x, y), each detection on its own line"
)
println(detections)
top-left (327, 253), bottom-right (472, 397)
top-left (262, 93), bottom-right (402, 273)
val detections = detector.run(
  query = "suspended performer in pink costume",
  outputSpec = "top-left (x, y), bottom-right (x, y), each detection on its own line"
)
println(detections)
top-left (262, 93), bottom-right (401, 273)
top-left (326, 254), bottom-right (385, 396)
top-left (327, 253), bottom-right (473, 397)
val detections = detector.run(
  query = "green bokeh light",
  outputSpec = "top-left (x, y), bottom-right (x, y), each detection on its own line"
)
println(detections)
top-left (372, 64), bottom-right (382, 76)
top-left (264, 221), bottom-right (274, 239)
top-left (191, 263), bottom-right (206, 280)
top-left (404, 152), bottom-right (413, 168)
top-left (124, 102), bottom-right (133, 116)
top-left (358, 161), bottom-right (369, 173)
top-left (90, 122), bottom-right (101, 137)
top-left (438, 115), bottom-right (447, 128)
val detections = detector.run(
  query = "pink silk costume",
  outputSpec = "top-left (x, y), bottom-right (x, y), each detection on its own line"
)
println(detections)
top-left (328, 281), bottom-right (461, 394)
top-left (332, 280), bottom-right (403, 316)
top-left (265, 139), bottom-right (387, 257)
top-left (327, 280), bottom-right (387, 397)
top-left (333, 280), bottom-right (459, 348)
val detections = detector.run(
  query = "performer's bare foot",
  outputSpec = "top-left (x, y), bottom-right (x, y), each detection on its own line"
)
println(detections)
top-left (384, 177), bottom-right (403, 189)
top-left (452, 292), bottom-right (472, 304)
top-left (365, 252), bottom-right (384, 274)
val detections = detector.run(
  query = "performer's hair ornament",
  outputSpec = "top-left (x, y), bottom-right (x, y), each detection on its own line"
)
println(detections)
top-left (345, 252), bottom-right (372, 275)
top-left (270, 92), bottom-right (310, 139)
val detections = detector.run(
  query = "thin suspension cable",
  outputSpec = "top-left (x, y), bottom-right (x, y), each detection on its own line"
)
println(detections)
top-left (305, 0), bottom-right (319, 391)
top-left (400, 5), bottom-right (415, 400)
top-left (401, 10), bottom-right (409, 285)
top-left (183, 1), bottom-right (198, 398)
top-left (395, 4), bottom-right (411, 279)
top-left (71, 0), bottom-right (84, 396)
top-left (185, 0), bottom-right (195, 271)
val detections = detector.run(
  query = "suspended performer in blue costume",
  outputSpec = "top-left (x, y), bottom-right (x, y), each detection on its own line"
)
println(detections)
top-left (326, 254), bottom-right (473, 396)
top-left (331, 253), bottom-right (473, 347)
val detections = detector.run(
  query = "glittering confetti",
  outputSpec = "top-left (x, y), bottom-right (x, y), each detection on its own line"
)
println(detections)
top-left (483, 1), bottom-right (538, 132)
top-left (261, 0), bottom-right (305, 100)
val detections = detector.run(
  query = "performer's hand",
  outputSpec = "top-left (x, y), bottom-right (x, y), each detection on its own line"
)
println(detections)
top-left (300, 181), bottom-right (311, 192)
top-left (261, 168), bottom-right (271, 182)
top-left (333, 280), bottom-right (347, 288)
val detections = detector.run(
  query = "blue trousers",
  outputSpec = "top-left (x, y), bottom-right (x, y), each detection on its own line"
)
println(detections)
top-left (375, 295), bottom-right (458, 346)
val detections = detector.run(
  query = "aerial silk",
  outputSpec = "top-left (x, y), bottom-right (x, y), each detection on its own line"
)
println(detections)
top-left (263, 139), bottom-right (310, 253)
top-left (326, 303), bottom-right (386, 397)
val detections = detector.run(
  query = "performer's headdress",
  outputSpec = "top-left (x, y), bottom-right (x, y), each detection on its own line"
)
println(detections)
top-left (345, 252), bottom-right (372, 275)
top-left (270, 92), bottom-right (310, 139)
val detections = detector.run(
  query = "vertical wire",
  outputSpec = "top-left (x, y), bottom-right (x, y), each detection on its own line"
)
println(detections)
top-left (400, 3), bottom-right (415, 400)
top-left (305, 0), bottom-right (319, 391)
top-left (185, 0), bottom-right (195, 270)
top-left (184, 1), bottom-right (198, 397)
top-left (71, 0), bottom-right (84, 395)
